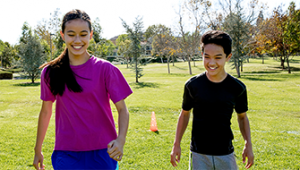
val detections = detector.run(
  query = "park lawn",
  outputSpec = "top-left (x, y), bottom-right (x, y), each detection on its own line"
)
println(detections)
top-left (0, 56), bottom-right (299, 169)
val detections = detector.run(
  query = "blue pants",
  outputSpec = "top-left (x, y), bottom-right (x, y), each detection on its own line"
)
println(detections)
top-left (51, 149), bottom-right (118, 170)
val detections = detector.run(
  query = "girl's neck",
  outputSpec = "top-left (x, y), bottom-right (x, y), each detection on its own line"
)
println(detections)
top-left (68, 51), bottom-right (90, 66)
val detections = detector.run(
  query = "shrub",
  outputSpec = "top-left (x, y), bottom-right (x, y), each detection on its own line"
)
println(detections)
top-left (0, 72), bottom-right (13, 79)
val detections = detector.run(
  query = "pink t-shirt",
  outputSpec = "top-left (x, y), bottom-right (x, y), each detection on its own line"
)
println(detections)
top-left (40, 56), bottom-right (133, 151)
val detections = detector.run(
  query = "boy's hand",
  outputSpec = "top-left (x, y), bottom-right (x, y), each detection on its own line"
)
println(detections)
top-left (170, 144), bottom-right (181, 167)
top-left (107, 138), bottom-right (125, 161)
top-left (33, 152), bottom-right (45, 170)
top-left (242, 143), bottom-right (254, 169)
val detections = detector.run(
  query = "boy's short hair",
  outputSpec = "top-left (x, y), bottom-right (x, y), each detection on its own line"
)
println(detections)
top-left (201, 30), bottom-right (232, 57)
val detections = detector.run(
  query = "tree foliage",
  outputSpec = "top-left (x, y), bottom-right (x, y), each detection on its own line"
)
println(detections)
top-left (92, 17), bottom-right (103, 44)
top-left (88, 38), bottom-right (115, 59)
top-left (19, 22), bottom-right (33, 44)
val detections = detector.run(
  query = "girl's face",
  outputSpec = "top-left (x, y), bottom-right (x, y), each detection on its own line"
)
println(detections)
top-left (60, 18), bottom-right (93, 58)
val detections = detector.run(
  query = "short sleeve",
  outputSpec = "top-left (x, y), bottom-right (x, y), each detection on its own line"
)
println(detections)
top-left (40, 67), bottom-right (56, 102)
top-left (105, 65), bottom-right (133, 103)
top-left (182, 82), bottom-right (194, 111)
top-left (235, 88), bottom-right (248, 114)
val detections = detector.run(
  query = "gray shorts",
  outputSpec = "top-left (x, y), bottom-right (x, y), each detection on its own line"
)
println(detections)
top-left (189, 151), bottom-right (238, 170)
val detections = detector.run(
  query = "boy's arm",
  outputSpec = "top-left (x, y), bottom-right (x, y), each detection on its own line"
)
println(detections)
top-left (33, 100), bottom-right (53, 170)
top-left (170, 109), bottom-right (190, 167)
top-left (237, 112), bottom-right (254, 169)
top-left (107, 99), bottom-right (129, 161)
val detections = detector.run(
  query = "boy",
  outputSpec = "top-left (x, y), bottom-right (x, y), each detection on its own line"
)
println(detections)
top-left (170, 30), bottom-right (254, 169)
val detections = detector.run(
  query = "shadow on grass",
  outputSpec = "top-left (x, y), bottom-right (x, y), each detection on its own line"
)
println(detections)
top-left (240, 75), bottom-right (282, 81)
top-left (129, 82), bottom-right (160, 89)
top-left (288, 59), bottom-right (300, 63)
top-left (243, 70), bottom-right (282, 74)
top-left (271, 66), bottom-right (300, 71)
top-left (173, 66), bottom-right (188, 70)
top-left (13, 82), bottom-right (40, 87)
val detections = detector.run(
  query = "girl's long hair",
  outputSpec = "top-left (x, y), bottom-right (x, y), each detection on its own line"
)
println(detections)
top-left (39, 9), bottom-right (92, 96)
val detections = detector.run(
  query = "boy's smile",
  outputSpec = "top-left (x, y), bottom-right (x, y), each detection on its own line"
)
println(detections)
top-left (203, 43), bottom-right (232, 82)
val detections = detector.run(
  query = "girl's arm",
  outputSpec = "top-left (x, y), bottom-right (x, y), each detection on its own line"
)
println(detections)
top-left (33, 101), bottom-right (53, 170)
top-left (107, 99), bottom-right (129, 161)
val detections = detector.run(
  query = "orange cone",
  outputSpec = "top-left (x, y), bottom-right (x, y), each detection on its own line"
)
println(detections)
top-left (150, 111), bottom-right (158, 132)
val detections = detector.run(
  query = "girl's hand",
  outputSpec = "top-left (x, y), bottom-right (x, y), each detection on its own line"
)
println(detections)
top-left (33, 152), bottom-right (45, 170)
top-left (107, 138), bottom-right (125, 161)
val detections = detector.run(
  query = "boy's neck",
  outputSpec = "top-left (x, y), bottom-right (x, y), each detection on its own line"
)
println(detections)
top-left (205, 71), bottom-right (228, 83)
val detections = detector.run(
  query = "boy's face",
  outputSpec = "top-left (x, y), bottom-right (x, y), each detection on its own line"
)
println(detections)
top-left (203, 43), bottom-right (232, 81)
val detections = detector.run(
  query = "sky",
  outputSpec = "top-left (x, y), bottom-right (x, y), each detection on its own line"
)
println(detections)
top-left (0, 0), bottom-right (297, 45)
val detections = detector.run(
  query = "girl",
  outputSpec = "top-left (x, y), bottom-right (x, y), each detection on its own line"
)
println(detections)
top-left (33, 9), bottom-right (132, 170)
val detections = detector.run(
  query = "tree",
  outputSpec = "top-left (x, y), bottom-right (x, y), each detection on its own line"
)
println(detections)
top-left (116, 34), bottom-right (131, 68)
top-left (219, 0), bottom-right (258, 77)
top-left (49, 8), bottom-right (61, 34)
top-left (0, 40), bottom-right (5, 67)
top-left (92, 17), bottom-right (102, 44)
top-left (0, 42), bottom-right (14, 68)
top-left (145, 24), bottom-right (172, 63)
top-left (151, 27), bottom-right (177, 74)
top-left (283, 1), bottom-right (300, 73)
top-left (177, 1), bottom-right (203, 75)
top-left (49, 8), bottom-right (62, 60)
top-left (121, 16), bottom-right (146, 83)
top-left (18, 36), bottom-right (47, 83)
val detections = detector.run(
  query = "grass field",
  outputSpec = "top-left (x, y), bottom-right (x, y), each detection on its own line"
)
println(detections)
top-left (0, 57), bottom-right (299, 169)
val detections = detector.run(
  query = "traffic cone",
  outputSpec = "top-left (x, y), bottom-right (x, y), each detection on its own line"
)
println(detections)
top-left (150, 111), bottom-right (158, 132)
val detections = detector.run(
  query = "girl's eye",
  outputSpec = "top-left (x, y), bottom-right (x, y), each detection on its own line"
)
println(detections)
top-left (81, 34), bottom-right (87, 37)
top-left (68, 34), bottom-right (75, 37)
top-left (216, 57), bottom-right (222, 59)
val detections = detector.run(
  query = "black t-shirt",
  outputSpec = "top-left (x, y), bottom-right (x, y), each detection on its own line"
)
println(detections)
top-left (182, 72), bottom-right (248, 155)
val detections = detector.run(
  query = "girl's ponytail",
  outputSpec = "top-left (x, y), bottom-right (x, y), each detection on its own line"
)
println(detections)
top-left (40, 48), bottom-right (83, 96)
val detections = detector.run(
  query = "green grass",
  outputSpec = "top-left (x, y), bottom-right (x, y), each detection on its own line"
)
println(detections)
top-left (0, 57), bottom-right (300, 169)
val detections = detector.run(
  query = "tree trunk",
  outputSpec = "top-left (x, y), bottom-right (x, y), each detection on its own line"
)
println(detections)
top-left (235, 59), bottom-right (241, 78)
top-left (160, 57), bottom-right (163, 63)
top-left (167, 57), bottom-right (170, 74)
top-left (241, 60), bottom-right (243, 72)
top-left (135, 57), bottom-right (138, 83)
top-left (280, 57), bottom-right (285, 69)
top-left (193, 58), bottom-right (196, 67)
top-left (286, 55), bottom-right (291, 74)
top-left (188, 55), bottom-right (192, 75)
top-left (126, 58), bottom-right (129, 68)
top-left (31, 75), bottom-right (34, 83)
top-left (262, 55), bottom-right (264, 64)
top-left (172, 56), bottom-right (174, 66)
top-left (247, 54), bottom-right (249, 63)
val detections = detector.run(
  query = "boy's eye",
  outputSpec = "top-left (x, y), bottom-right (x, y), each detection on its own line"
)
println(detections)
top-left (68, 34), bottom-right (75, 37)
top-left (81, 34), bottom-right (87, 37)
top-left (216, 57), bottom-right (222, 59)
